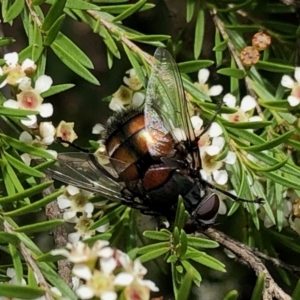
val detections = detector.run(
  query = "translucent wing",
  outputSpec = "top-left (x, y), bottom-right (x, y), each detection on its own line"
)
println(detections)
top-left (145, 47), bottom-right (201, 168)
top-left (44, 152), bottom-right (125, 202)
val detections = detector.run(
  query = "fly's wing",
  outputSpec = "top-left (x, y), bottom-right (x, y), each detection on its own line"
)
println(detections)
top-left (145, 47), bottom-right (201, 168)
top-left (43, 152), bottom-right (125, 202)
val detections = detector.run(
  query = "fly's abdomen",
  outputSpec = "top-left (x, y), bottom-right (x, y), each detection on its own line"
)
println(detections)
top-left (106, 112), bottom-right (153, 182)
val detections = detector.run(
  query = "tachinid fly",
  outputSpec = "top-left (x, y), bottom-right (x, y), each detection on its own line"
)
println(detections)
top-left (47, 48), bottom-right (262, 228)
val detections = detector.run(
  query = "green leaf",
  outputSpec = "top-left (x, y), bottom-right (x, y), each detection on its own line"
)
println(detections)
top-left (52, 32), bottom-right (94, 69)
top-left (223, 290), bottom-right (239, 300)
top-left (213, 39), bottom-right (228, 52)
top-left (38, 262), bottom-right (77, 300)
top-left (41, 83), bottom-right (75, 97)
top-left (9, 243), bottom-right (23, 284)
top-left (260, 171), bottom-right (300, 190)
top-left (0, 181), bottom-right (54, 204)
top-left (99, 3), bottom-right (154, 14)
top-left (143, 230), bottom-right (170, 241)
top-left (220, 120), bottom-right (272, 129)
top-left (127, 34), bottom-right (170, 42)
top-left (44, 14), bottom-right (66, 46)
top-left (0, 37), bottom-right (15, 47)
top-left (186, 0), bottom-right (195, 22)
top-left (32, 21), bottom-right (44, 62)
top-left (187, 236), bottom-right (219, 248)
top-left (0, 232), bottom-right (19, 245)
top-left (292, 278), bottom-right (300, 300)
top-left (177, 269), bottom-right (194, 300)
top-left (99, 25), bottom-right (120, 59)
top-left (123, 44), bottom-right (146, 87)
top-left (194, 9), bottom-right (204, 59)
top-left (174, 196), bottom-right (189, 231)
top-left (181, 259), bottom-right (202, 286)
top-left (217, 68), bottom-right (246, 79)
top-left (178, 60), bottom-right (214, 73)
top-left (0, 285), bottom-right (45, 299)
top-left (185, 247), bottom-right (226, 272)
top-left (4, 151), bottom-right (44, 178)
top-left (250, 273), bottom-right (265, 300)
top-left (42, 0), bottom-right (67, 31)
top-left (3, 189), bottom-right (63, 217)
top-left (0, 134), bottom-right (55, 159)
top-left (238, 130), bottom-right (294, 151)
top-left (0, 106), bottom-right (38, 117)
top-left (255, 61), bottom-right (294, 73)
top-left (138, 246), bottom-right (170, 263)
top-left (51, 37), bottom-right (99, 85)
top-left (245, 157), bottom-right (288, 172)
top-left (182, 77), bottom-right (211, 102)
top-left (138, 242), bottom-right (170, 254)
top-left (112, 0), bottom-right (146, 22)
top-left (15, 219), bottom-right (65, 234)
top-left (4, 0), bottom-right (24, 22)
top-left (89, 205), bottom-right (126, 229)
top-left (259, 100), bottom-right (289, 111)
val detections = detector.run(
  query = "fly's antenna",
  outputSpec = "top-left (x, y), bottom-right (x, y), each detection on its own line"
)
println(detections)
top-left (205, 181), bottom-right (265, 204)
top-left (55, 137), bottom-right (90, 153)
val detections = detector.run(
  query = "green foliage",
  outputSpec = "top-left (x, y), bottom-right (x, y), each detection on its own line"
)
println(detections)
top-left (1, 0), bottom-right (300, 299)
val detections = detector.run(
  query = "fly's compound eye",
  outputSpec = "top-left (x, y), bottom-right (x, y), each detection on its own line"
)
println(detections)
top-left (194, 193), bottom-right (220, 225)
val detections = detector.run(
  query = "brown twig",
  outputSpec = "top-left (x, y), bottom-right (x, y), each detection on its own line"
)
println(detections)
top-left (3, 220), bottom-right (53, 300)
top-left (43, 179), bottom-right (73, 287)
top-left (25, 0), bottom-right (43, 28)
top-left (204, 227), bottom-right (291, 300)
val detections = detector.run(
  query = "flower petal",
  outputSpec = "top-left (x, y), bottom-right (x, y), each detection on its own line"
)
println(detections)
top-left (249, 116), bottom-right (262, 122)
top-left (281, 75), bottom-right (294, 88)
top-left (3, 99), bottom-right (20, 109)
top-left (57, 195), bottom-right (72, 209)
top-left (213, 170), bottom-right (228, 185)
top-left (21, 58), bottom-right (35, 71)
top-left (39, 103), bottom-right (54, 118)
top-left (211, 136), bottom-right (225, 150)
top-left (21, 115), bottom-right (37, 127)
top-left (34, 75), bottom-right (53, 94)
top-left (109, 98), bottom-right (124, 111)
top-left (19, 77), bottom-right (32, 91)
top-left (68, 231), bottom-right (81, 244)
top-left (4, 52), bottom-right (18, 66)
top-left (114, 272), bottom-right (134, 286)
top-left (101, 291), bottom-right (117, 300)
top-left (19, 131), bottom-right (33, 143)
top-left (223, 151), bottom-right (236, 164)
top-left (287, 95), bottom-right (299, 107)
top-left (67, 185), bottom-right (80, 195)
top-left (75, 285), bottom-right (94, 300)
top-left (73, 264), bottom-right (92, 280)
top-left (191, 115), bottom-right (203, 130)
top-left (208, 122), bottom-right (222, 137)
top-left (218, 200), bottom-right (227, 215)
top-left (295, 67), bottom-right (300, 84)
top-left (20, 153), bottom-right (32, 166)
top-left (206, 145), bottom-right (221, 156)
top-left (208, 85), bottom-right (223, 96)
top-left (92, 123), bottom-right (105, 134)
top-left (132, 92), bottom-right (145, 107)
top-left (198, 69), bottom-right (209, 84)
top-left (223, 93), bottom-right (236, 108)
top-left (240, 95), bottom-right (256, 112)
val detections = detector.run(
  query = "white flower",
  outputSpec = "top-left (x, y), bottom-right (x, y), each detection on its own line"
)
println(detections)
top-left (3, 75), bottom-right (53, 127)
top-left (132, 92), bottom-right (145, 107)
top-left (281, 67), bottom-right (300, 106)
top-left (51, 240), bottom-right (111, 264)
top-left (109, 85), bottom-right (133, 111)
top-left (92, 123), bottom-right (105, 135)
top-left (57, 185), bottom-right (94, 222)
top-left (39, 122), bottom-right (55, 145)
top-left (222, 93), bottom-right (258, 123)
top-left (195, 69), bottom-right (223, 96)
top-left (0, 52), bottom-right (36, 88)
top-left (123, 69), bottom-right (143, 91)
top-left (19, 131), bottom-right (57, 165)
top-left (193, 117), bottom-right (236, 185)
